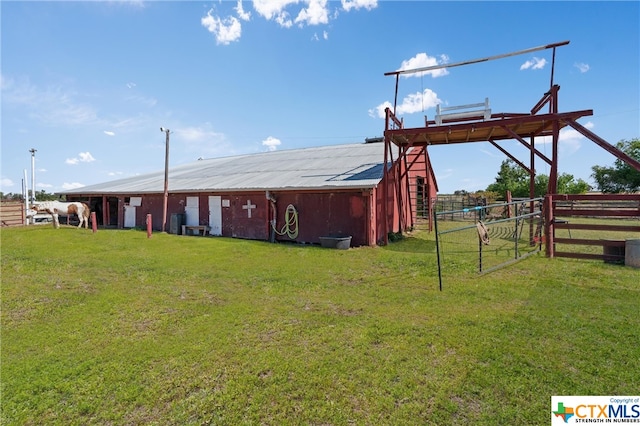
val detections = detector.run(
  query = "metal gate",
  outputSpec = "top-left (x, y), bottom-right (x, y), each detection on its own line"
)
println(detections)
top-left (434, 198), bottom-right (544, 290)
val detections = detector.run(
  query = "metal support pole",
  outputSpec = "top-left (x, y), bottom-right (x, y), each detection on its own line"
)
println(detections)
top-left (434, 209), bottom-right (443, 291)
top-left (548, 86), bottom-right (560, 194)
top-left (160, 128), bottom-right (170, 233)
top-left (514, 203), bottom-right (519, 259)
top-left (383, 111), bottom-right (390, 245)
top-left (529, 135), bottom-right (536, 245)
top-left (29, 148), bottom-right (37, 204)
top-left (544, 195), bottom-right (554, 258)
top-left (23, 169), bottom-right (29, 225)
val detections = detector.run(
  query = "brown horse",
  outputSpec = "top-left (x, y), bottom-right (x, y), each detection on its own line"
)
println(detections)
top-left (30, 201), bottom-right (90, 229)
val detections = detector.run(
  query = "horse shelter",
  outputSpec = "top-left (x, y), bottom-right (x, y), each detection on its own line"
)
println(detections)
top-left (61, 140), bottom-right (436, 247)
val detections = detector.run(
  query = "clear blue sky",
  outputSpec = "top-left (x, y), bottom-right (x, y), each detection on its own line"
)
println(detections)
top-left (2, 1), bottom-right (638, 195)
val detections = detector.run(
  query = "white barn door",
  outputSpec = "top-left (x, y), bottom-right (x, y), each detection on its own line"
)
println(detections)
top-left (185, 197), bottom-right (199, 226)
top-left (208, 196), bottom-right (222, 236)
top-left (124, 205), bottom-right (136, 228)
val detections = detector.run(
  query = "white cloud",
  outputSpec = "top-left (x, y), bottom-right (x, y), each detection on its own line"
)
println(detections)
top-left (479, 148), bottom-right (498, 158)
top-left (201, 9), bottom-right (242, 45)
top-left (369, 89), bottom-right (442, 118)
top-left (124, 94), bottom-right (158, 108)
top-left (174, 125), bottom-right (230, 157)
top-left (262, 136), bottom-right (282, 151)
top-left (126, 82), bottom-right (136, 89)
top-left (295, 0), bottom-right (329, 26)
top-left (574, 62), bottom-right (590, 73)
top-left (66, 152), bottom-right (96, 165)
top-left (342, 0), bottom-right (377, 11)
top-left (275, 12), bottom-right (293, 28)
top-left (538, 121), bottom-right (595, 144)
top-left (236, 0), bottom-right (251, 21)
top-left (369, 101), bottom-right (393, 119)
top-left (252, 0), bottom-right (298, 21)
top-left (537, 121), bottom-right (595, 155)
top-left (2, 76), bottom-right (98, 126)
top-left (438, 168), bottom-right (454, 180)
top-left (559, 120), bottom-right (594, 141)
top-left (520, 57), bottom-right (547, 70)
top-left (104, 130), bottom-right (115, 136)
top-left (398, 53), bottom-right (449, 78)
top-left (79, 152), bottom-right (96, 162)
top-left (62, 182), bottom-right (85, 190)
top-left (200, 0), bottom-right (375, 42)
top-left (312, 30), bottom-right (329, 41)
top-left (37, 182), bottom-right (54, 189)
top-left (177, 126), bottom-right (224, 143)
top-left (0, 178), bottom-right (15, 190)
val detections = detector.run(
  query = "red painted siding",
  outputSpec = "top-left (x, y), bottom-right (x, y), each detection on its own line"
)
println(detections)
top-left (223, 194), bottom-right (269, 240)
top-left (66, 157), bottom-right (433, 246)
top-left (269, 190), bottom-right (371, 246)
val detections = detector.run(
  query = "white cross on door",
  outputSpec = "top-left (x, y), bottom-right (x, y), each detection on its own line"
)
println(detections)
top-left (242, 200), bottom-right (256, 218)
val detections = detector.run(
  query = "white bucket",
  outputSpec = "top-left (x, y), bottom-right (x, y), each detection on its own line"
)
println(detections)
top-left (625, 239), bottom-right (640, 268)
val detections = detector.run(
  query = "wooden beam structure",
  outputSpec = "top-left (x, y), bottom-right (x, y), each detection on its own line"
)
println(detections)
top-left (380, 41), bottom-right (640, 250)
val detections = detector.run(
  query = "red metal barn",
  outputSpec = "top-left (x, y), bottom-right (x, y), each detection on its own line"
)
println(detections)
top-left (62, 141), bottom-right (436, 246)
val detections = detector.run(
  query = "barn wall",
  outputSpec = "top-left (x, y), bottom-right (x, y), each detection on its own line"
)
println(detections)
top-left (67, 188), bottom-right (382, 246)
top-left (221, 193), bottom-right (269, 240)
top-left (270, 189), bottom-right (372, 246)
top-left (70, 192), bottom-right (271, 238)
top-left (405, 147), bottom-right (437, 224)
top-left (374, 147), bottom-right (436, 241)
top-left (374, 165), bottom-right (402, 243)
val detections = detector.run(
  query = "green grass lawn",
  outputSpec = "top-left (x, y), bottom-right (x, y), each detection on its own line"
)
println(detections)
top-left (2, 226), bottom-right (639, 425)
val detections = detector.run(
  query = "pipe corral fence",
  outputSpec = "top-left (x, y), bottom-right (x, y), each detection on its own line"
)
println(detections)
top-left (434, 197), bottom-right (544, 290)
top-left (433, 194), bottom-right (640, 290)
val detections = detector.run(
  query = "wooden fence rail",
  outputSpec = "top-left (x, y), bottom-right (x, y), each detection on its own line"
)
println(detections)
top-left (545, 193), bottom-right (640, 262)
top-left (0, 201), bottom-right (25, 227)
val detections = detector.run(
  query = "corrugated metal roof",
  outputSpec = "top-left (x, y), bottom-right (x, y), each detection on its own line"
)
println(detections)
top-left (64, 142), bottom-right (392, 195)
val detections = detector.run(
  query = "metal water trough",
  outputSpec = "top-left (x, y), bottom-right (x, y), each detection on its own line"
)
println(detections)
top-left (319, 236), bottom-right (352, 250)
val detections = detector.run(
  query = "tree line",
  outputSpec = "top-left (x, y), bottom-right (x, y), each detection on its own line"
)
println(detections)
top-left (476, 138), bottom-right (639, 198)
top-left (0, 190), bottom-right (60, 202)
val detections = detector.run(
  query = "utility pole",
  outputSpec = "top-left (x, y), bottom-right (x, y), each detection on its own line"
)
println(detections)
top-left (160, 128), bottom-right (170, 232)
top-left (23, 169), bottom-right (29, 224)
top-left (29, 148), bottom-right (37, 205)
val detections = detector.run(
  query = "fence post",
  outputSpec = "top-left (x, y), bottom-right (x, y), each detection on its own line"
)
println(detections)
top-left (434, 209), bottom-right (443, 291)
top-left (544, 195), bottom-right (554, 258)
top-left (146, 214), bottom-right (152, 238)
top-left (91, 212), bottom-right (97, 233)
top-left (478, 230), bottom-right (483, 273)
top-left (514, 203), bottom-right (519, 259)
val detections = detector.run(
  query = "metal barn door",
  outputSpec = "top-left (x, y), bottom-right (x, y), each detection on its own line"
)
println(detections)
top-left (124, 205), bottom-right (136, 228)
top-left (208, 196), bottom-right (222, 236)
top-left (185, 197), bottom-right (199, 226)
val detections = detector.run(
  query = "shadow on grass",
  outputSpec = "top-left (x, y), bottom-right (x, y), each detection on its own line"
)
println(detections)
top-left (382, 236), bottom-right (436, 253)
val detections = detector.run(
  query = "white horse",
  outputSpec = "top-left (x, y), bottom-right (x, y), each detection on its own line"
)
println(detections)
top-left (30, 201), bottom-right (90, 229)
